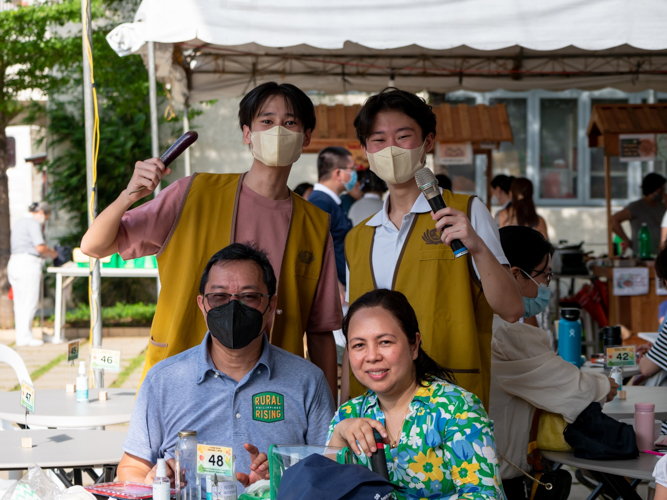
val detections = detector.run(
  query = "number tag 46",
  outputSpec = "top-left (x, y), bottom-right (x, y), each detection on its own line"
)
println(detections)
top-left (606, 346), bottom-right (636, 367)
top-left (90, 348), bottom-right (121, 372)
top-left (196, 445), bottom-right (233, 476)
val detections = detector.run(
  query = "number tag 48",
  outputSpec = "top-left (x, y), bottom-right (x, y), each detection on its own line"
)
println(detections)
top-left (196, 444), bottom-right (233, 476)
top-left (606, 346), bottom-right (636, 367)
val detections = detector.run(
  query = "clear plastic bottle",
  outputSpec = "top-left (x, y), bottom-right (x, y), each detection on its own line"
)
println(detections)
top-left (214, 467), bottom-right (237, 500)
top-left (153, 458), bottom-right (170, 500)
top-left (175, 431), bottom-right (198, 500)
top-left (76, 361), bottom-right (88, 403)
top-left (610, 365), bottom-right (623, 395)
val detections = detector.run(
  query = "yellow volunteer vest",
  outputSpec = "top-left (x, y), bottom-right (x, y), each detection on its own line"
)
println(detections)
top-left (139, 172), bottom-right (330, 386)
top-left (345, 191), bottom-right (494, 408)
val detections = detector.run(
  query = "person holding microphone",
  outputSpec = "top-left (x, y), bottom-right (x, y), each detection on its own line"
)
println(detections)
top-left (80, 82), bottom-right (341, 396)
top-left (344, 87), bottom-right (523, 406)
top-left (8, 202), bottom-right (58, 347)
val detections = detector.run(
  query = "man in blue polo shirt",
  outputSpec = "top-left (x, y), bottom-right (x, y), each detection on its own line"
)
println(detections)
top-left (118, 243), bottom-right (335, 490)
top-left (308, 147), bottom-right (355, 287)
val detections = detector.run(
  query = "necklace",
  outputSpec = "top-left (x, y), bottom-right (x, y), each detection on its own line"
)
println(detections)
top-left (380, 385), bottom-right (419, 449)
top-left (387, 413), bottom-right (407, 449)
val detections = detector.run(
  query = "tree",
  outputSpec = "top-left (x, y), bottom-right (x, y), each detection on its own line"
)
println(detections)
top-left (0, 0), bottom-right (81, 327)
top-left (45, 26), bottom-right (160, 305)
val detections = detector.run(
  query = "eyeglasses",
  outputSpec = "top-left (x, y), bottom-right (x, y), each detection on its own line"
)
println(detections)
top-left (204, 292), bottom-right (271, 310)
top-left (528, 269), bottom-right (553, 286)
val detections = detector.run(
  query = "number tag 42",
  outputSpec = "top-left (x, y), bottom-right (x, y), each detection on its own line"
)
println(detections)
top-left (197, 445), bottom-right (233, 476)
top-left (606, 346), bottom-right (636, 367)
top-left (90, 348), bottom-right (121, 372)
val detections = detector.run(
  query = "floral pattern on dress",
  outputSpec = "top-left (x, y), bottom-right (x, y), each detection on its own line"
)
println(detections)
top-left (327, 379), bottom-right (505, 500)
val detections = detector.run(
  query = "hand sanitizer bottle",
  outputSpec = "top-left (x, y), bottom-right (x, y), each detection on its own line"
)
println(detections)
top-left (76, 361), bottom-right (88, 403)
top-left (610, 365), bottom-right (623, 395)
top-left (153, 459), bottom-right (170, 500)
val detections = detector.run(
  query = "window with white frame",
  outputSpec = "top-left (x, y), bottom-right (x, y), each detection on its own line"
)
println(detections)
top-left (489, 97), bottom-right (527, 178)
top-left (539, 98), bottom-right (578, 200)
top-left (427, 89), bottom-right (666, 205)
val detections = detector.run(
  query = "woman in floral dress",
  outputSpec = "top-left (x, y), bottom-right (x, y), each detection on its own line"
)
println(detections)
top-left (327, 289), bottom-right (505, 500)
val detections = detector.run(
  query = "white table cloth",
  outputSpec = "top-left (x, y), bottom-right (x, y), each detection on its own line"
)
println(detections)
top-left (0, 388), bottom-right (135, 428)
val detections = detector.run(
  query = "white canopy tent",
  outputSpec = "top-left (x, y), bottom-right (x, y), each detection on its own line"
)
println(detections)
top-left (107, 0), bottom-right (667, 105)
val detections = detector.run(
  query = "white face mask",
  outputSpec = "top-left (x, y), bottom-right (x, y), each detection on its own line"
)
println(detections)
top-left (366, 141), bottom-right (426, 185)
top-left (250, 126), bottom-right (304, 167)
top-left (34, 213), bottom-right (45, 224)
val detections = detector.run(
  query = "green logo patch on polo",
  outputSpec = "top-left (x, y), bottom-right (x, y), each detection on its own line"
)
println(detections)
top-left (253, 392), bottom-right (284, 422)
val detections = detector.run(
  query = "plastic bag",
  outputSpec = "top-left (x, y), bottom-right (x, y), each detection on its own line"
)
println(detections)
top-left (2, 465), bottom-right (63, 500)
top-left (238, 480), bottom-right (270, 499)
top-left (1, 466), bottom-right (95, 500)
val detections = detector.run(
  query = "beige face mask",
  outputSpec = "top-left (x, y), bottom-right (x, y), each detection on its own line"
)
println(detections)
top-left (366, 141), bottom-right (426, 185)
top-left (250, 126), bottom-right (304, 167)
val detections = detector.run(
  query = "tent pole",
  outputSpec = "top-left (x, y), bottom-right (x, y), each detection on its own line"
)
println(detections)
top-left (148, 41), bottom-right (161, 194)
top-left (605, 155), bottom-right (613, 259)
top-left (81, 0), bottom-right (103, 387)
top-left (183, 104), bottom-right (191, 177)
top-left (147, 41), bottom-right (161, 298)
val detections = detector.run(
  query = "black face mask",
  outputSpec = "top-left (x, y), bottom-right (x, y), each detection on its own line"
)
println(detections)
top-left (206, 300), bottom-right (266, 350)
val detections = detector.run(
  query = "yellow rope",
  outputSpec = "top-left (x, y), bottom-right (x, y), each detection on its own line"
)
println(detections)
top-left (82, 0), bottom-right (100, 350)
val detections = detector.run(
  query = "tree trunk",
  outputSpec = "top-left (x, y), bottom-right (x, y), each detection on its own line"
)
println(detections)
top-left (0, 119), bottom-right (15, 329)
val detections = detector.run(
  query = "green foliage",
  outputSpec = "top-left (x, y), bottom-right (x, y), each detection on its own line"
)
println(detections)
top-left (45, 28), bottom-right (153, 248)
top-left (48, 301), bottom-right (156, 327)
top-left (0, 0), bottom-right (81, 124)
top-left (41, 1), bottom-right (162, 305)
top-left (4, 0), bottom-right (162, 306)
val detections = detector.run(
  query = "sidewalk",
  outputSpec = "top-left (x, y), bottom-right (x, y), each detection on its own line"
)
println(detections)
top-left (0, 328), bottom-right (148, 392)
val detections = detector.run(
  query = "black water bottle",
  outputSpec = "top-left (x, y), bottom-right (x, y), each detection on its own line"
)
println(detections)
top-left (370, 429), bottom-right (390, 480)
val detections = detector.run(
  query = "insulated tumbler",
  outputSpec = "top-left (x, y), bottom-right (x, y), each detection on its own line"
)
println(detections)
top-left (558, 308), bottom-right (582, 367)
top-left (635, 403), bottom-right (656, 452)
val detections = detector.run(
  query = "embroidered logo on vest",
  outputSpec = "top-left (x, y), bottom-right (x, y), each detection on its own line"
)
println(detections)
top-left (421, 228), bottom-right (443, 245)
top-left (298, 250), bottom-right (315, 264)
top-left (253, 392), bottom-right (285, 422)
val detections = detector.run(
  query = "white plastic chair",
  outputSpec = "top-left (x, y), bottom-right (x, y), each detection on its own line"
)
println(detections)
top-left (0, 344), bottom-right (32, 386)
top-left (0, 344), bottom-right (33, 430)
top-left (0, 344), bottom-right (33, 481)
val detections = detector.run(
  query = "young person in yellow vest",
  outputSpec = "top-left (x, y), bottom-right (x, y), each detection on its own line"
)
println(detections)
top-left (343, 88), bottom-right (524, 408)
top-left (80, 82), bottom-right (341, 397)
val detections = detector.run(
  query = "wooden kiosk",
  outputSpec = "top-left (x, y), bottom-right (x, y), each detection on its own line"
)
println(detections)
top-left (587, 103), bottom-right (667, 332)
top-left (304, 102), bottom-right (514, 208)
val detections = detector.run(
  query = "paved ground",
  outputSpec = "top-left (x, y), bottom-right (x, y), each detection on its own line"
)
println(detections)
top-left (0, 329), bottom-right (653, 497)
top-left (0, 328), bottom-right (148, 483)
top-left (0, 328), bottom-right (148, 393)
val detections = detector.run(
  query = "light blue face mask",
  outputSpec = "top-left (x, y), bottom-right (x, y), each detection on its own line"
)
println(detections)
top-left (344, 170), bottom-right (358, 193)
top-left (521, 269), bottom-right (551, 318)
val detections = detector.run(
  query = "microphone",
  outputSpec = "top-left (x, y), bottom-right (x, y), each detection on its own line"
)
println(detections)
top-left (415, 167), bottom-right (468, 258)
